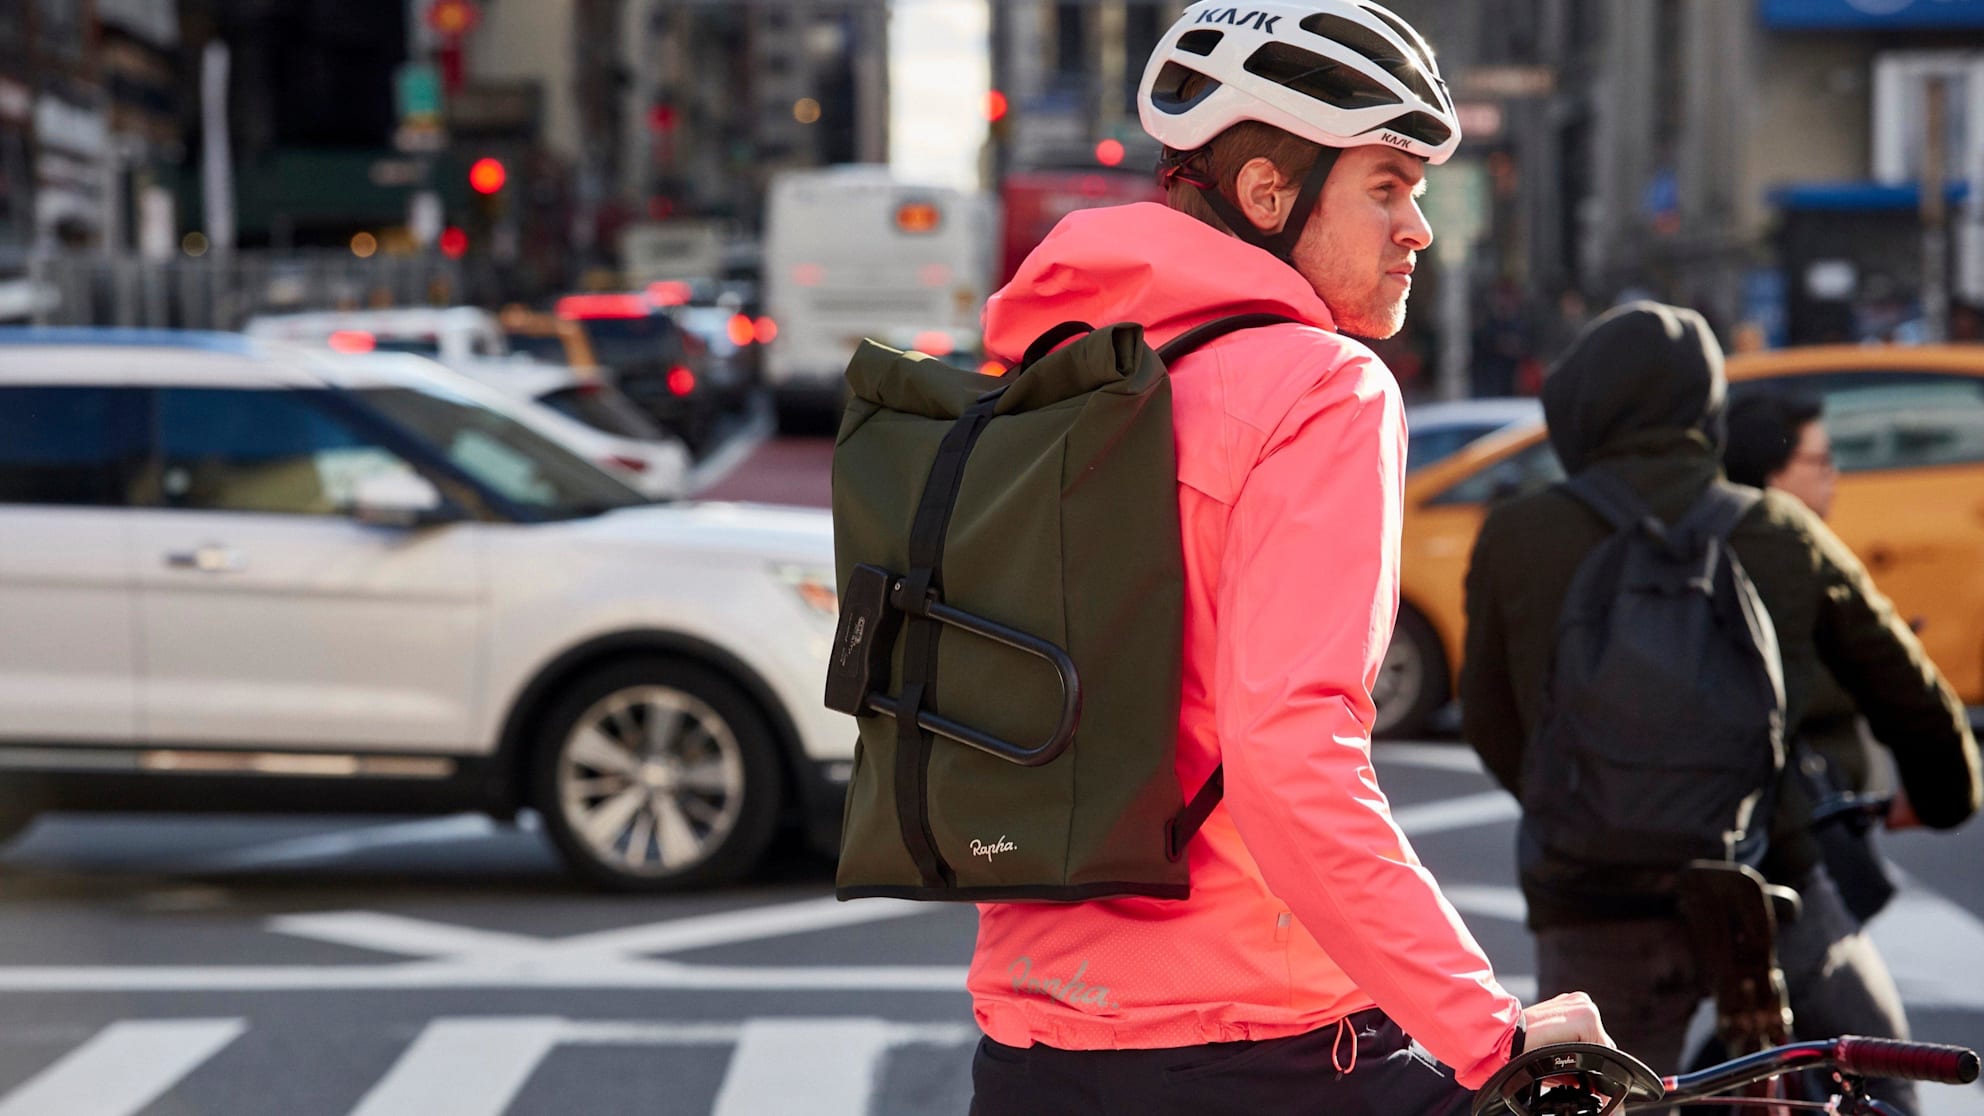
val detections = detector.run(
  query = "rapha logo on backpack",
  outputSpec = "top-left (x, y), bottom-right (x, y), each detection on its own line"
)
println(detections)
top-left (970, 836), bottom-right (1018, 860)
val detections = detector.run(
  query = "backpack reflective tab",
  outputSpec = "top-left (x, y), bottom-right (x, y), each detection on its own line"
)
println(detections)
top-left (826, 315), bottom-right (1291, 902)
top-left (1519, 474), bottom-right (1787, 896)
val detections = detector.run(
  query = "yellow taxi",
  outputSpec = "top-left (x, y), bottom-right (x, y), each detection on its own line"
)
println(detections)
top-left (1380, 345), bottom-right (1984, 737)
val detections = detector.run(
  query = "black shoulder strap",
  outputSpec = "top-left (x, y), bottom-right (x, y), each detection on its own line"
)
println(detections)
top-left (1561, 470), bottom-right (1656, 535)
top-left (1162, 311), bottom-right (1306, 863)
top-left (1675, 482), bottom-right (1763, 546)
top-left (1015, 320), bottom-right (1095, 373)
top-left (1157, 313), bottom-right (1303, 365)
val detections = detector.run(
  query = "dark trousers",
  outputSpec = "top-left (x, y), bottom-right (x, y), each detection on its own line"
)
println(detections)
top-left (968, 1008), bottom-right (1472, 1116)
top-left (1536, 866), bottom-right (1916, 1114)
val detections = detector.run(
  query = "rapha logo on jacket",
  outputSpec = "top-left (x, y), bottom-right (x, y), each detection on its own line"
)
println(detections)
top-left (970, 835), bottom-right (1018, 860)
top-left (1194, 7), bottom-right (1281, 33)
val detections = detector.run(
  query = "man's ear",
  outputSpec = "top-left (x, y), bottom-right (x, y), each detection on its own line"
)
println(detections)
top-left (1232, 156), bottom-right (1294, 235)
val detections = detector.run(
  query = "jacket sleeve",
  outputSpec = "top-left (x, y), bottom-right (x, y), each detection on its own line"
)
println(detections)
top-left (1802, 510), bottom-right (1982, 829)
top-left (1215, 353), bottom-right (1523, 1090)
top-left (1462, 511), bottom-right (1527, 797)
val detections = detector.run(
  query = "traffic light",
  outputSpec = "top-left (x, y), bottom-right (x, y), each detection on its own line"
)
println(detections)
top-left (469, 157), bottom-right (507, 196)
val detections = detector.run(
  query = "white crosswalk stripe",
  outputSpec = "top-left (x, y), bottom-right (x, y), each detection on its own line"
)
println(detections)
top-left (349, 1017), bottom-right (566, 1116)
top-left (0, 1019), bottom-right (244, 1116)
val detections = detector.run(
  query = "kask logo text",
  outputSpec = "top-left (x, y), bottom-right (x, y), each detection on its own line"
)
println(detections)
top-left (1195, 7), bottom-right (1281, 33)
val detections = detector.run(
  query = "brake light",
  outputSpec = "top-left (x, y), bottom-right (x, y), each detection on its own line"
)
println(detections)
top-left (727, 313), bottom-right (755, 347)
top-left (557, 294), bottom-right (651, 320)
top-left (913, 331), bottom-right (955, 357)
top-left (896, 201), bottom-right (942, 233)
top-left (328, 330), bottom-right (376, 353)
top-left (666, 365), bottom-right (697, 396)
top-left (602, 454), bottom-right (650, 474)
top-left (754, 316), bottom-right (779, 344)
top-left (646, 280), bottom-right (692, 307)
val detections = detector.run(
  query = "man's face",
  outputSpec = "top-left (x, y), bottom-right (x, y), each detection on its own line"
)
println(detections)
top-left (1289, 146), bottom-right (1433, 339)
top-left (1768, 419), bottom-right (1837, 519)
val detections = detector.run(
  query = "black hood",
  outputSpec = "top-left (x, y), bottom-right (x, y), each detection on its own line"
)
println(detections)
top-left (1542, 301), bottom-right (1727, 474)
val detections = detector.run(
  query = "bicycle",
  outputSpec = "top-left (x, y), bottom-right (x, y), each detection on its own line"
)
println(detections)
top-left (1471, 1034), bottom-right (1980, 1115)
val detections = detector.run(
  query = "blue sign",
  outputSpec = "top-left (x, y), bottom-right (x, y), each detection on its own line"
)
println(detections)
top-left (1763, 0), bottom-right (1984, 29)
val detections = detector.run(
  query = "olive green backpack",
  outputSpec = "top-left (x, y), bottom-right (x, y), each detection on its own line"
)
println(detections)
top-left (826, 314), bottom-right (1294, 901)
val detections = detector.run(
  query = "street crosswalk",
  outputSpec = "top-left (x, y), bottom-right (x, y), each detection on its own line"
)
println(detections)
top-left (0, 749), bottom-right (1977, 1115)
top-left (0, 1017), bottom-right (975, 1116)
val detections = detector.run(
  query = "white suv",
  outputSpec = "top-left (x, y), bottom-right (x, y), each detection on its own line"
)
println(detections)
top-left (0, 329), bottom-right (849, 890)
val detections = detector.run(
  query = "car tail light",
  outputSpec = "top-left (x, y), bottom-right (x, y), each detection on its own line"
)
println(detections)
top-left (602, 454), bottom-right (649, 474)
top-left (666, 365), bottom-right (697, 396)
top-left (557, 294), bottom-right (650, 320)
top-left (979, 360), bottom-right (1008, 377)
top-left (753, 316), bottom-right (778, 344)
top-left (727, 313), bottom-right (755, 347)
top-left (646, 280), bottom-right (692, 307)
top-left (328, 330), bottom-right (376, 353)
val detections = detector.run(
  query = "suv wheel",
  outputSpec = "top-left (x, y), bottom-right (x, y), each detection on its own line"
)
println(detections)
top-left (1373, 606), bottom-right (1449, 739)
top-left (532, 659), bottom-right (782, 890)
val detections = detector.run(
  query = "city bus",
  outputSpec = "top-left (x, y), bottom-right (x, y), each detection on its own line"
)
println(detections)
top-left (761, 165), bottom-right (995, 427)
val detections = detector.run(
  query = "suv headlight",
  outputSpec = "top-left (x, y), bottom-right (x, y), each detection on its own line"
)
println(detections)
top-left (774, 564), bottom-right (839, 620)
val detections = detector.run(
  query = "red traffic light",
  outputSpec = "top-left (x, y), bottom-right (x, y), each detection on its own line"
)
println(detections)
top-left (468, 157), bottom-right (507, 195)
top-left (1094, 139), bottom-right (1125, 168)
top-left (438, 226), bottom-right (469, 258)
top-left (985, 90), bottom-right (1009, 123)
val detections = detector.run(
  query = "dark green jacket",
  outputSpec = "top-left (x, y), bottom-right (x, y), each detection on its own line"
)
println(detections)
top-left (1460, 304), bottom-right (1979, 928)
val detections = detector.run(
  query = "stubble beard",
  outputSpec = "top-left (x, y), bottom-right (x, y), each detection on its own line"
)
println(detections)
top-left (1337, 285), bottom-right (1410, 340)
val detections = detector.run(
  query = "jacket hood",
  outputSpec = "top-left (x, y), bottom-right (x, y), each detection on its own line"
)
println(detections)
top-left (983, 202), bottom-right (1335, 360)
top-left (1542, 301), bottom-right (1727, 474)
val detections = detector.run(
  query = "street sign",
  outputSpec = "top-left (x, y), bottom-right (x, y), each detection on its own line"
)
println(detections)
top-left (1458, 65), bottom-right (1556, 99)
top-left (1425, 157), bottom-right (1489, 265)
top-left (396, 63), bottom-right (443, 125)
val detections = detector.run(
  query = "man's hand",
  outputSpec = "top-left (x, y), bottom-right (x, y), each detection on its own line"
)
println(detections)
top-left (1522, 992), bottom-right (1613, 1049)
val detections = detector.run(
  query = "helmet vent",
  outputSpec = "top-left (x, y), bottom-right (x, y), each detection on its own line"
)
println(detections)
top-left (1357, 2), bottom-right (1439, 77)
top-left (1149, 61), bottom-right (1223, 114)
top-left (1243, 41), bottom-right (1400, 112)
top-left (1176, 29), bottom-right (1223, 57)
top-left (1361, 110), bottom-right (1452, 147)
top-left (1298, 13), bottom-right (1442, 109)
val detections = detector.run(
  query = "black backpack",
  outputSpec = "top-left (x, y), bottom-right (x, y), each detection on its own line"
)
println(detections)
top-left (1518, 473), bottom-right (1787, 893)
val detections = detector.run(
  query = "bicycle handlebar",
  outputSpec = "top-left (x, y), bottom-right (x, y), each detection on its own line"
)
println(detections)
top-left (1656, 1037), bottom-right (1979, 1106)
top-left (1834, 1036), bottom-right (1980, 1086)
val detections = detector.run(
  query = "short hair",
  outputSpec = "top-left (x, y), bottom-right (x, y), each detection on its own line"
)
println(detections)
top-left (1161, 75), bottom-right (1326, 235)
top-left (1723, 390), bottom-right (1824, 487)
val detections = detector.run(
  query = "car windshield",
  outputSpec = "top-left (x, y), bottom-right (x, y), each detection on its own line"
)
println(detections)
top-left (371, 336), bottom-right (443, 357)
top-left (355, 385), bottom-right (650, 518)
top-left (581, 315), bottom-right (678, 369)
top-left (1407, 423), bottom-right (1505, 472)
top-left (537, 384), bottom-right (668, 441)
top-left (504, 334), bottom-right (569, 363)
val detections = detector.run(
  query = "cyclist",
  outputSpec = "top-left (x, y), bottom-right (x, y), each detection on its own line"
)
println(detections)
top-left (1461, 301), bottom-right (1981, 1115)
top-left (967, 4), bottom-right (1608, 1113)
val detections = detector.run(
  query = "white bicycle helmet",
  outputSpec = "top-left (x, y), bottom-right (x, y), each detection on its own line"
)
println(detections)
top-left (1139, 0), bottom-right (1461, 164)
top-left (1138, 1), bottom-right (1461, 260)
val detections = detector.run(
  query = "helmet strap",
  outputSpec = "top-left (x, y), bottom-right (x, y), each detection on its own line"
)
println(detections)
top-left (1195, 146), bottom-right (1339, 264)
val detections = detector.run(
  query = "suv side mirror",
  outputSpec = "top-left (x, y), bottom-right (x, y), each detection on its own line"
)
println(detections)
top-left (350, 470), bottom-right (458, 529)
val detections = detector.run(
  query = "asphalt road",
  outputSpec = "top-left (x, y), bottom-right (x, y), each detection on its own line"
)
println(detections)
top-left (0, 740), bottom-right (1979, 1116)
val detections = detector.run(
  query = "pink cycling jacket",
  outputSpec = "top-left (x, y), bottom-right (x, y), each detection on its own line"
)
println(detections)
top-left (970, 202), bottom-right (1523, 1089)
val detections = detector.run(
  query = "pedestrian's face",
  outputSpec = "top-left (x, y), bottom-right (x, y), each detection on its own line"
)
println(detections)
top-left (1290, 146), bottom-right (1432, 339)
top-left (1768, 420), bottom-right (1837, 519)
